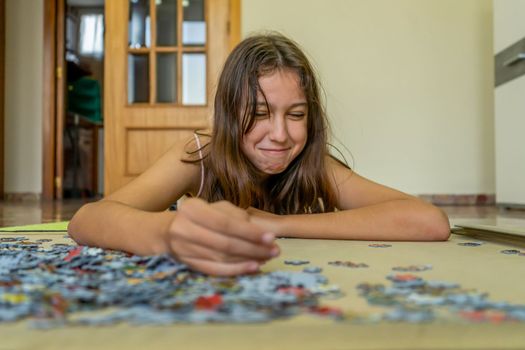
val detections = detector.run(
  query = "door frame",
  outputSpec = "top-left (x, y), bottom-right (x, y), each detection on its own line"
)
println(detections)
top-left (229, 0), bottom-right (241, 51)
top-left (0, 0), bottom-right (5, 199)
top-left (42, 0), bottom-right (241, 199)
top-left (42, 0), bottom-right (58, 200)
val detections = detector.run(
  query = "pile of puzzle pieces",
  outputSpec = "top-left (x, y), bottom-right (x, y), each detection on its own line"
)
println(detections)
top-left (0, 236), bottom-right (342, 328)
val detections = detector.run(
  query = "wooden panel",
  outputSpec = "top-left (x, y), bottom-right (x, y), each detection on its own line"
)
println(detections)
top-left (55, 0), bottom-right (65, 199)
top-left (124, 106), bottom-right (210, 126)
top-left (207, 0), bottom-right (230, 96)
top-left (125, 128), bottom-right (193, 176)
top-left (104, 0), bottom-right (127, 194)
top-left (229, 0), bottom-right (241, 50)
top-left (42, 0), bottom-right (57, 200)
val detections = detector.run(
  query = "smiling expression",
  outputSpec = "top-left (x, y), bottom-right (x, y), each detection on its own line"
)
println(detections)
top-left (241, 69), bottom-right (308, 175)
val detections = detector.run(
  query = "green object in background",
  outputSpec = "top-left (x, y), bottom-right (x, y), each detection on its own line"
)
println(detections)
top-left (68, 77), bottom-right (102, 123)
top-left (0, 221), bottom-right (69, 232)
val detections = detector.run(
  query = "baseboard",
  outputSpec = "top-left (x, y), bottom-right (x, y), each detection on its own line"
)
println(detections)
top-left (419, 194), bottom-right (495, 206)
top-left (1, 192), bottom-right (497, 206)
top-left (3, 192), bottom-right (41, 201)
top-left (496, 202), bottom-right (525, 210)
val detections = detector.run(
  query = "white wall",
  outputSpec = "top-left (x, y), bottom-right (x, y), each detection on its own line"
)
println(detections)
top-left (243, 0), bottom-right (495, 195)
top-left (494, 0), bottom-right (525, 52)
top-left (5, 0), bottom-right (43, 193)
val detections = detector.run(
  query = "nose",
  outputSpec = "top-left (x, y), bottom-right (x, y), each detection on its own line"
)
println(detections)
top-left (268, 115), bottom-right (288, 143)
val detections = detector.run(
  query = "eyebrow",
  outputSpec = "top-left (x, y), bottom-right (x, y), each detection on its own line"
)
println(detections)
top-left (256, 102), bottom-right (307, 108)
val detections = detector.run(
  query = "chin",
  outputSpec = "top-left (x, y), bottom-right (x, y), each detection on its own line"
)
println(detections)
top-left (264, 170), bottom-right (284, 175)
top-left (261, 165), bottom-right (288, 175)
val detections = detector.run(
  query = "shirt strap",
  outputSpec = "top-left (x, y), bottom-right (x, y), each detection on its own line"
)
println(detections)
top-left (193, 133), bottom-right (205, 198)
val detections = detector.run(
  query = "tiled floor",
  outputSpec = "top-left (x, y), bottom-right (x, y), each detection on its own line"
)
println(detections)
top-left (0, 199), bottom-right (92, 227)
top-left (0, 199), bottom-right (524, 230)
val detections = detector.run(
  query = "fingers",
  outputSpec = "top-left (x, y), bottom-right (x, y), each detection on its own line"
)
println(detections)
top-left (171, 238), bottom-right (273, 264)
top-left (170, 210), bottom-right (279, 260)
top-left (178, 198), bottom-right (272, 245)
top-left (182, 256), bottom-right (261, 276)
top-left (168, 198), bottom-right (281, 276)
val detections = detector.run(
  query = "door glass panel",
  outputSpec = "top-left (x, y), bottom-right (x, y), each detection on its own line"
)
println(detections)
top-left (182, 53), bottom-right (206, 105)
top-left (156, 0), bottom-right (177, 46)
top-left (128, 54), bottom-right (149, 103)
top-left (157, 53), bottom-right (177, 103)
top-left (129, 0), bottom-right (150, 48)
top-left (182, 0), bottom-right (206, 46)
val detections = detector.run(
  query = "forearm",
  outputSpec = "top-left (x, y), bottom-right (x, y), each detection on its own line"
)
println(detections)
top-left (268, 199), bottom-right (450, 241)
top-left (68, 200), bottom-right (174, 255)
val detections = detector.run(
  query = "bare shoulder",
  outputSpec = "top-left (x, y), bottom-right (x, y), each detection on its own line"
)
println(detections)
top-left (184, 130), bottom-right (212, 161)
top-left (325, 154), bottom-right (355, 186)
top-left (105, 135), bottom-right (203, 211)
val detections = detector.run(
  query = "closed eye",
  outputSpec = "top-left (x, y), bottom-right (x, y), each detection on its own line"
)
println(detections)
top-left (255, 111), bottom-right (269, 119)
top-left (288, 112), bottom-right (306, 119)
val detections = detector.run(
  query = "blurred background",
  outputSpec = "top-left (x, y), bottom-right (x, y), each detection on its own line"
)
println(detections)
top-left (2, 0), bottom-right (524, 213)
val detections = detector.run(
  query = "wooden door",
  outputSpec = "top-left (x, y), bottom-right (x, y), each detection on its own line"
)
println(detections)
top-left (105, 0), bottom-right (236, 195)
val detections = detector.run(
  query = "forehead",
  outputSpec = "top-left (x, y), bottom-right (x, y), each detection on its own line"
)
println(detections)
top-left (257, 69), bottom-right (306, 103)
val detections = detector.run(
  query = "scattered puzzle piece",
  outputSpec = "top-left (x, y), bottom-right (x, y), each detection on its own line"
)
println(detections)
top-left (500, 249), bottom-right (521, 255)
top-left (392, 264), bottom-right (432, 272)
top-left (303, 266), bottom-right (322, 273)
top-left (458, 242), bottom-right (483, 247)
top-left (328, 261), bottom-right (368, 268)
top-left (368, 243), bottom-right (392, 248)
top-left (284, 259), bottom-right (310, 266)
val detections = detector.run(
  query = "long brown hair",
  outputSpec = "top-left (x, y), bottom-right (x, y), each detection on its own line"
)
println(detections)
top-left (188, 33), bottom-right (338, 214)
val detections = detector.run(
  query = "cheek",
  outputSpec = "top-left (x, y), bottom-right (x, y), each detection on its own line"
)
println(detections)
top-left (292, 121), bottom-right (308, 146)
top-left (240, 137), bottom-right (251, 158)
top-left (240, 129), bottom-right (259, 158)
top-left (243, 124), bottom-right (266, 147)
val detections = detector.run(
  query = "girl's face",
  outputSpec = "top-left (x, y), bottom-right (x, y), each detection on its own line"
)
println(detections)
top-left (241, 69), bottom-right (308, 175)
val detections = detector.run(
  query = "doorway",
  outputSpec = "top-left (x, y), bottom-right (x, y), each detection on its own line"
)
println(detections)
top-left (63, 0), bottom-right (104, 198)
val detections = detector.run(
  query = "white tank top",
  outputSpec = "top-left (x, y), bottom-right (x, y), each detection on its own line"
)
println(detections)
top-left (193, 133), bottom-right (205, 198)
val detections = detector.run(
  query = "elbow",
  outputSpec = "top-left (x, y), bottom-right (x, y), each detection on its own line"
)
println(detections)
top-left (67, 203), bottom-right (93, 245)
top-left (422, 206), bottom-right (451, 241)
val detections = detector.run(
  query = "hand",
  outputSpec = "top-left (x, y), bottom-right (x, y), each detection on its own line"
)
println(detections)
top-left (165, 198), bottom-right (280, 276)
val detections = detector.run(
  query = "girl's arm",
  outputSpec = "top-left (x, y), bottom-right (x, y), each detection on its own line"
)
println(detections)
top-left (68, 138), bottom-right (200, 252)
top-left (249, 156), bottom-right (450, 241)
top-left (68, 139), bottom-right (278, 276)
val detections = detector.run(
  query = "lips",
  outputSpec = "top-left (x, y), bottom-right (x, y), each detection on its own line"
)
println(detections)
top-left (258, 147), bottom-right (291, 152)
top-left (259, 148), bottom-right (290, 156)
